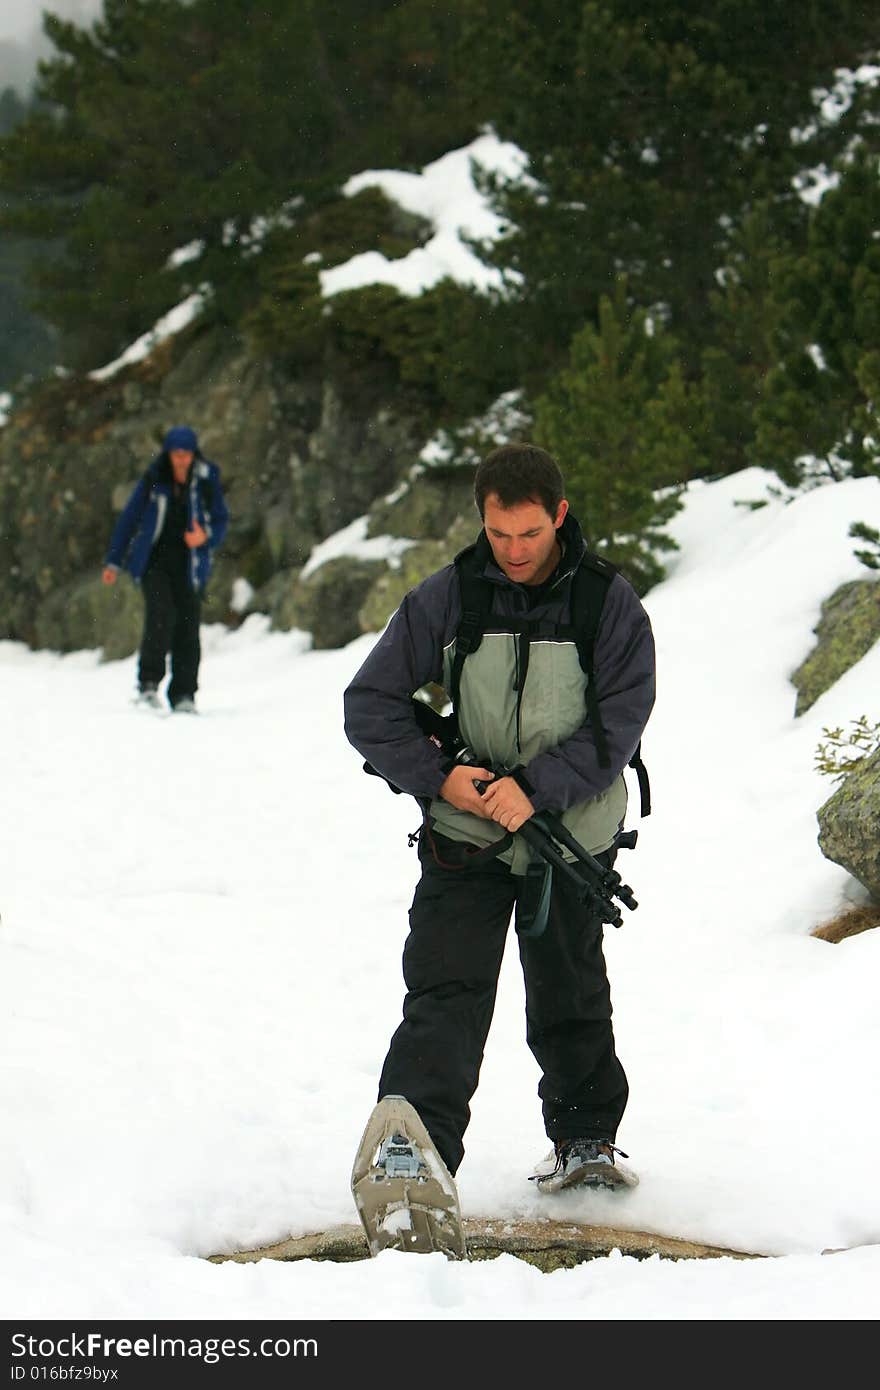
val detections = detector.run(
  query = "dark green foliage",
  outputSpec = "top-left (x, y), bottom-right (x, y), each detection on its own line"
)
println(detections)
top-left (849, 522), bottom-right (880, 572)
top-left (0, 88), bottom-right (28, 137)
top-left (0, 233), bottom-right (60, 389)
top-left (309, 189), bottom-right (432, 269)
top-left (244, 258), bottom-right (325, 369)
top-left (534, 279), bottom-right (702, 591)
top-left (752, 151), bottom-right (880, 485)
top-left (0, 87), bottom-right (59, 388)
top-left (696, 202), bottom-right (802, 479)
top-left (244, 187), bottom-right (430, 365)
top-left (241, 183), bottom-right (512, 418)
top-left (0, 0), bottom-right (346, 365)
top-left (455, 1), bottom-right (878, 365)
top-left (243, 170), bottom-right (520, 417)
top-left (449, 0), bottom-right (880, 501)
top-left (329, 280), bottom-right (519, 419)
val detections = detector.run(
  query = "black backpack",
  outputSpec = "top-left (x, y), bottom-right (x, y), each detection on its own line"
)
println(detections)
top-left (449, 536), bottom-right (651, 818)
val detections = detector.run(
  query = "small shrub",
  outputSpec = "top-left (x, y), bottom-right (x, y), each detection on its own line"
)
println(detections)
top-left (849, 521), bottom-right (880, 572)
top-left (243, 187), bottom-right (430, 366)
top-left (328, 279), bottom-right (518, 418)
top-left (814, 716), bottom-right (880, 781)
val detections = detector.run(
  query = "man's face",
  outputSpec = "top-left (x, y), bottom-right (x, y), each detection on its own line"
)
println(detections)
top-left (482, 492), bottom-right (569, 586)
top-left (169, 448), bottom-right (194, 483)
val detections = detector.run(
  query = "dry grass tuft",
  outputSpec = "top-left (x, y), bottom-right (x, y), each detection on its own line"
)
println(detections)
top-left (812, 903), bottom-right (880, 944)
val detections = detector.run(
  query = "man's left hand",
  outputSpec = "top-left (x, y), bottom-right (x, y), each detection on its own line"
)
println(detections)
top-left (185, 521), bottom-right (208, 548)
top-left (479, 776), bottom-right (535, 833)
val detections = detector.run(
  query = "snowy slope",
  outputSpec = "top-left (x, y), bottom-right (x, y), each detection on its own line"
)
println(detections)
top-left (1, 467), bottom-right (879, 1319)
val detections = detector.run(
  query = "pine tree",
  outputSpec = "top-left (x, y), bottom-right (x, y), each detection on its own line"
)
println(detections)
top-left (0, 87), bottom-right (28, 137)
top-left (455, 0), bottom-right (880, 378)
top-left (0, 0), bottom-right (484, 368)
top-left (0, 87), bottom-right (59, 387)
top-left (752, 150), bottom-right (880, 485)
top-left (534, 278), bottom-right (703, 591)
top-left (698, 201), bottom-right (803, 478)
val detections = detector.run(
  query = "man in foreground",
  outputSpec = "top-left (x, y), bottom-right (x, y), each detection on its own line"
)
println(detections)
top-left (344, 443), bottom-right (655, 1198)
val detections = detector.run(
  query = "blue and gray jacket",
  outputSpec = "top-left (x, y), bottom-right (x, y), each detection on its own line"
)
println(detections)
top-left (104, 452), bottom-right (229, 592)
top-left (344, 513), bottom-right (656, 871)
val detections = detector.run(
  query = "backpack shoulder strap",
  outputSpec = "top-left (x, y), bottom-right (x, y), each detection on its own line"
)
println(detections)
top-left (569, 552), bottom-right (616, 670)
top-left (450, 536), bottom-right (494, 712)
top-left (568, 554), bottom-right (615, 771)
top-left (570, 553), bottom-right (651, 817)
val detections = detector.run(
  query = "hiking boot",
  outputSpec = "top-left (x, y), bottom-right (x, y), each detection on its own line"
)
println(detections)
top-left (135, 685), bottom-right (161, 709)
top-left (531, 1138), bottom-right (639, 1193)
top-left (172, 696), bottom-right (197, 714)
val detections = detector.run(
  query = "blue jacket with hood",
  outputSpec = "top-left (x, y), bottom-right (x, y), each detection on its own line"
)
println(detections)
top-left (105, 449), bottom-right (229, 592)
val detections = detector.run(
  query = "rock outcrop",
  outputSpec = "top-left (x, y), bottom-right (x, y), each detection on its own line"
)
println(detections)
top-left (208, 1217), bottom-right (760, 1270)
top-left (791, 578), bottom-right (880, 715)
top-left (0, 321), bottom-right (430, 656)
top-left (817, 745), bottom-right (880, 902)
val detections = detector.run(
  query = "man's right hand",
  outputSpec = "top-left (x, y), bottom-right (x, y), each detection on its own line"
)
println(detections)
top-left (101, 567), bottom-right (117, 586)
top-left (438, 763), bottom-right (496, 817)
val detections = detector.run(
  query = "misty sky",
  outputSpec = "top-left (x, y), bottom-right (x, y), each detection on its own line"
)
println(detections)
top-left (1, 0), bottom-right (101, 42)
top-left (0, 0), bottom-right (102, 92)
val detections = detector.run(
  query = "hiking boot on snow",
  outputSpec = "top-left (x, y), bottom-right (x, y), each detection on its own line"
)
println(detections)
top-left (531, 1138), bottom-right (639, 1193)
top-left (172, 696), bottom-right (197, 713)
top-left (135, 685), bottom-right (161, 709)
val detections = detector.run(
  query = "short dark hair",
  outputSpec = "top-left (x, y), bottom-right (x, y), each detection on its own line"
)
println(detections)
top-left (474, 444), bottom-right (565, 519)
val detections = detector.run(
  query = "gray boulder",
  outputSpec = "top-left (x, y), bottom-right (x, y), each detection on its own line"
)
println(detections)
top-left (817, 746), bottom-right (880, 901)
top-left (359, 514), bottom-right (478, 634)
top-left (367, 464), bottom-right (477, 542)
top-left (792, 578), bottom-right (880, 715)
top-left (34, 572), bottom-right (144, 660)
top-left (0, 321), bottom-right (423, 649)
top-left (271, 556), bottom-right (386, 649)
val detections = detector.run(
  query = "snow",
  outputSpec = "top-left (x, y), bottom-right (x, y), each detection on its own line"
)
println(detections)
top-left (88, 290), bottom-right (210, 383)
top-left (165, 241), bottom-right (205, 270)
top-left (80, 130), bottom-right (526, 387)
top-left (1, 467), bottom-right (880, 1324)
top-left (319, 130), bottom-right (529, 299)
top-left (229, 577), bottom-right (254, 615)
top-left (299, 514), bottom-right (417, 581)
top-left (419, 389), bottom-right (532, 468)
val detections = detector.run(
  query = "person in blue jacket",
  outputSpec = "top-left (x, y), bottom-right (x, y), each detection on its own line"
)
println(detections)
top-left (102, 425), bottom-right (229, 712)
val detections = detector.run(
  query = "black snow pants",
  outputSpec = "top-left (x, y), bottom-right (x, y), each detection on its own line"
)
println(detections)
top-left (377, 827), bottom-right (629, 1175)
top-left (138, 561), bottom-right (201, 706)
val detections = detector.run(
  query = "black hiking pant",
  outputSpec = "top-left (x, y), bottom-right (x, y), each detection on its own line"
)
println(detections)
top-left (138, 563), bottom-right (201, 706)
top-left (377, 828), bottom-right (629, 1175)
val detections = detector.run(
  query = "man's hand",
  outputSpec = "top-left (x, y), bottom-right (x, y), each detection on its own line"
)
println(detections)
top-left (438, 763), bottom-right (496, 817)
top-left (185, 521), bottom-right (208, 548)
top-left (479, 775), bottom-right (535, 833)
top-left (101, 566), bottom-right (117, 586)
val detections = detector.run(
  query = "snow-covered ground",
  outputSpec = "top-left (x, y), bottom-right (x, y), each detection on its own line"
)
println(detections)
top-left (1, 468), bottom-right (879, 1322)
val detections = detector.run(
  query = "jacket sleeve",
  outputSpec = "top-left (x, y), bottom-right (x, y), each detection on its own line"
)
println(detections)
top-left (104, 476), bottom-right (151, 568)
top-left (205, 467), bottom-right (229, 549)
top-left (520, 573), bottom-right (656, 814)
top-left (343, 567), bottom-right (457, 800)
